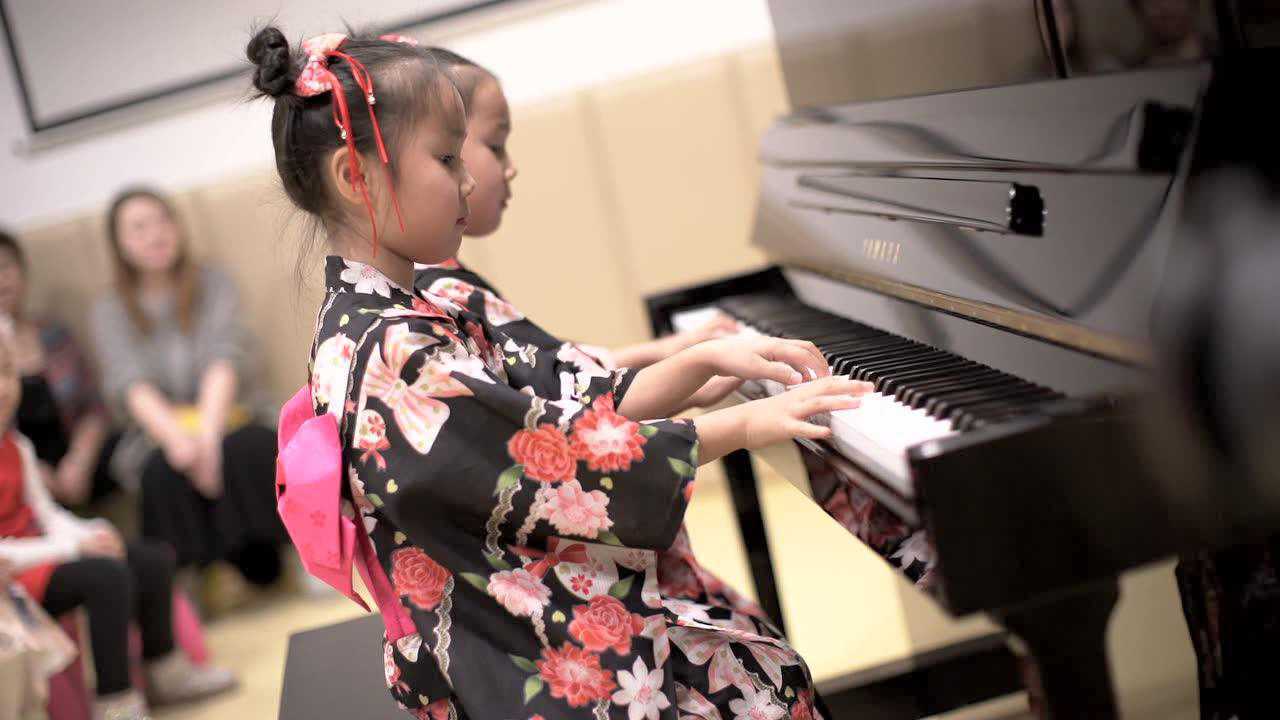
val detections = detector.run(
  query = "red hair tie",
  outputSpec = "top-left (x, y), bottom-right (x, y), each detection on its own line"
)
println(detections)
top-left (295, 33), bottom-right (411, 255)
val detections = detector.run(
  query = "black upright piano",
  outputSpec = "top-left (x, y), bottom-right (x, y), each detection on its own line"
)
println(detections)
top-left (647, 2), bottom-right (1280, 718)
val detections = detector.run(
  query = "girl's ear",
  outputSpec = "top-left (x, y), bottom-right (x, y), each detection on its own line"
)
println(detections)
top-left (327, 147), bottom-right (366, 210)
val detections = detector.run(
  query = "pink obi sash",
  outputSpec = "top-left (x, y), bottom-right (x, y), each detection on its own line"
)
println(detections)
top-left (276, 386), bottom-right (415, 640)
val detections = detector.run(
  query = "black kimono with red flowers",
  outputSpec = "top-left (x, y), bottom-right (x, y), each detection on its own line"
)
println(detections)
top-left (312, 257), bottom-right (824, 720)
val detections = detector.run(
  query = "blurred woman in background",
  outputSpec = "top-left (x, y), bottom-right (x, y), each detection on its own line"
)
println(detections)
top-left (0, 231), bottom-right (115, 510)
top-left (89, 189), bottom-right (286, 607)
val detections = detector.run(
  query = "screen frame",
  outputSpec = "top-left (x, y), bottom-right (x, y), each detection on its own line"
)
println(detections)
top-left (0, 0), bottom-right (518, 133)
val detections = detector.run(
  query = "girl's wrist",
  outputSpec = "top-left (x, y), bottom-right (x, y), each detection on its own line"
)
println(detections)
top-left (681, 340), bottom-right (720, 377)
top-left (691, 404), bottom-right (748, 463)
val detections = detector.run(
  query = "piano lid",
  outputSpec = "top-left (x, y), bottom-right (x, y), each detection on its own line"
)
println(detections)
top-left (758, 1), bottom-right (1216, 367)
top-left (767, 0), bottom-right (1221, 110)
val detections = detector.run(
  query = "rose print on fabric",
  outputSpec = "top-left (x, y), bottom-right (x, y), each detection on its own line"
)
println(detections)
top-left (486, 568), bottom-right (552, 617)
top-left (391, 547), bottom-right (451, 611)
top-left (570, 394), bottom-right (647, 472)
top-left (508, 425), bottom-right (576, 484)
top-left (537, 480), bottom-right (613, 539)
top-left (536, 643), bottom-right (616, 708)
top-left (568, 595), bottom-right (644, 655)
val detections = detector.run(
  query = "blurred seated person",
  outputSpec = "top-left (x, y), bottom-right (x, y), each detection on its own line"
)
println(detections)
top-left (0, 231), bottom-right (116, 509)
top-left (0, 317), bottom-right (235, 720)
top-left (89, 188), bottom-right (287, 597)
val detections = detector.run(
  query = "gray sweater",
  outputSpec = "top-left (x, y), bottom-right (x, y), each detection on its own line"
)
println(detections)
top-left (90, 265), bottom-right (257, 485)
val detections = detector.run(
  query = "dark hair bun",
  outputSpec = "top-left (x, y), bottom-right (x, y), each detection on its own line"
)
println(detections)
top-left (247, 26), bottom-right (294, 97)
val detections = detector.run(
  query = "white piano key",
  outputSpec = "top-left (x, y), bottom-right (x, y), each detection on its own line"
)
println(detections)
top-left (672, 306), bottom-right (961, 496)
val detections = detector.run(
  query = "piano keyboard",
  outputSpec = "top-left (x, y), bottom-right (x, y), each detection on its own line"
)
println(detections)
top-left (673, 294), bottom-right (1066, 496)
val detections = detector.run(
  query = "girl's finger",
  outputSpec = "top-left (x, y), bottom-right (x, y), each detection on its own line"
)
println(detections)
top-left (766, 343), bottom-right (829, 381)
top-left (786, 419), bottom-right (834, 440)
top-left (759, 360), bottom-right (804, 386)
top-left (794, 394), bottom-right (862, 418)
top-left (792, 376), bottom-right (861, 397)
top-left (779, 339), bottom-right (830, 377)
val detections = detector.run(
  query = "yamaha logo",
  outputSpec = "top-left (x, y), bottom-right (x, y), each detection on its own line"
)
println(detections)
top-left (862, 238), bottom-right (901, 264)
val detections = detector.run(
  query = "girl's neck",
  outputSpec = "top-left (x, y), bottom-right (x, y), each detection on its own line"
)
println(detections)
top-left (338, 233), bottom-right (414, 291)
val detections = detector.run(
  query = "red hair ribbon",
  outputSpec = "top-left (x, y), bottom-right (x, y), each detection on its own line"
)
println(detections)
top-left (508, 543), bottom-right (590, 579)
top-left (295, 33), bottom-right (409, 255)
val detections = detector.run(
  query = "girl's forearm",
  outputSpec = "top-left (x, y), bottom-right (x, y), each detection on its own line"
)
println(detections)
top-left (615, 345), bottom-right (714, 420)
top-left (609, 336), bottom-right (679, 370)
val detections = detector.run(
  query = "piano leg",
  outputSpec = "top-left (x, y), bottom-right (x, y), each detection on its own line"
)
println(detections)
top-left (721, 449), bottom-right (788, 636)
top-left (996, 579), bottom-right (1121, 720)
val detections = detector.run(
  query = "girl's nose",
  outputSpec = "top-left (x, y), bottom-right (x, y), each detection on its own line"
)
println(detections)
top-left (505, 164), bottom-right (518, 182)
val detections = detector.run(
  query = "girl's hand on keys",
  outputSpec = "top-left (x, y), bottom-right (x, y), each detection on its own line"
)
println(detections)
top-left (691, 336), bottom-right (829, 386)
top-left (734, 377), bottom-right (874, 448)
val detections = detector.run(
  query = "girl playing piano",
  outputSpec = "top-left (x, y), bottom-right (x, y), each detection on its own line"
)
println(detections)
top-left (249, 27), bottom-right (867, 719)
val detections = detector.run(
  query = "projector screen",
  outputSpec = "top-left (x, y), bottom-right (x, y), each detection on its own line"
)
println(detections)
top-left (0, 0), bottom-right (509, 132)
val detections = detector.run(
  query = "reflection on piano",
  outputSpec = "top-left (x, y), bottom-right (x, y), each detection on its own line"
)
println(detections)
top-left (647, 2), bottom-right (1280, 718)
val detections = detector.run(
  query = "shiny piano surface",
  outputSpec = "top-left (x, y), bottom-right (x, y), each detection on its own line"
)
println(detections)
top-left (647, 2), bottom-right (1280, 717)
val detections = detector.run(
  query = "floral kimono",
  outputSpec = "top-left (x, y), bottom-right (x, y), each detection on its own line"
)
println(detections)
top-left (415, 261), bottom-right (769, 623)
top-left (313, 257), bottom-right (825, 720)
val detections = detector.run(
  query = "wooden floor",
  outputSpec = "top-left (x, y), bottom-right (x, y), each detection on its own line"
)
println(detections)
top-left (151, 453), bottom-right (1200, 719)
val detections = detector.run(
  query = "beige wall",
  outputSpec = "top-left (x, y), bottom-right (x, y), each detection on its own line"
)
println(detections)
top-left (21, 44), bottom-right (785, 405)
top-left (17, 41), bottom-right (1197, 710)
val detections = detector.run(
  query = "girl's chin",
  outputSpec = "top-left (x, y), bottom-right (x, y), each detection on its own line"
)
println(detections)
top-left (462, 218), bottom-right (500, 238)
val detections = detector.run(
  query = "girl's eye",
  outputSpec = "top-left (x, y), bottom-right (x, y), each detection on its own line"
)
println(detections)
top-left (439, 155), bottom-right (457, 167)
top-left (489, 145), bottom-right (506, 156)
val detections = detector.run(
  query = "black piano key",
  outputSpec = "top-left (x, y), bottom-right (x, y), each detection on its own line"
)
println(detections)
top-left (940, 386), bottom-right (1057, 421)
top-left (935, 384), bottom-right (1047, 417)
top-left (819, 335), bottom-right (900, 357)
top-left (826, 341), bottom-right (917, 370)
top-left (923, 378), bottom-right (1031, 415)
top-left (776, 321), bottom-right (860, 339)
top-left (719, 294), bottom-right (1068, 434)
top-left (967, 391), bottom-right (1063, 418)
top-left (841, 348), bottom-right (938, 377)
top-left (880, 359), bottom-right (981, 395)
top-left (811, 329), bottom-right (885, 347)
top-left (901, 370), bottom-right (1008, 406)
top-left (952, 394), bottom-right (1064, 430)
top-left (830, 338), bottom-right (923, 363)
top-left (833, 345), bottom-right (924, 375)
top-left (814, 326), bottom-right (887, 345)
top-left (851, 350), bottom-right (953, 381)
